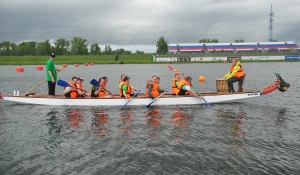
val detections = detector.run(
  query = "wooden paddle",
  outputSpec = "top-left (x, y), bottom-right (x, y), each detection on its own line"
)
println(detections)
top-left (144, 91), bottom-right (166, 108)
top-left (24, 66), bottom-right (65, 95)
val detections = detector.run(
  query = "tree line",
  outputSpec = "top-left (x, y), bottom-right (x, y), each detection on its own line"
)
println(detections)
top-left (0, 37), bottom-right (141, 56)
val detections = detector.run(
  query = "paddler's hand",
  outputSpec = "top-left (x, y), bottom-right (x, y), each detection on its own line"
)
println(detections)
top-left (110, 93), bottom-right (114, 97)
top-left (198, 96), bottom-right (203, 99)
top-left (51, 78), bottom-right (55, 83)
top-left (127, 98), bottom-right (130, 101)
top-left (164, 90), bottom-right (168, 92)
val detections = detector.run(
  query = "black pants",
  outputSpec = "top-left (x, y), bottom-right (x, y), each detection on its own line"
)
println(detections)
top-left (121, 93), bottom-right (135, 97)
top-left (48, 81), bottom-right (56, 95)
top-left (228, 78), bottom-right (241, 92)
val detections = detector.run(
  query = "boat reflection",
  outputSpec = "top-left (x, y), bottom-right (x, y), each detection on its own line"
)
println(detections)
top-left (216, 109), bottom-right (247, 155)
top-left (91, 109), bottom-right (109, 138)
top-left (45, 109), bottom-right (62, 153)
top-left (119, 108), bottom-right (134, 133)
top-left (170, 108), bottom-right (193, 144)
top-left (66, 108), bottom-right (84, 130)
top-left (144, 107), bottom-right (162, 142)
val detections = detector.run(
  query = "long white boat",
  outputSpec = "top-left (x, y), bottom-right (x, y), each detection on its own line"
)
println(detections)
top-left (0, 73), bottom-right (290, 106)
top-left (1, 91), bottom-right (262, 106)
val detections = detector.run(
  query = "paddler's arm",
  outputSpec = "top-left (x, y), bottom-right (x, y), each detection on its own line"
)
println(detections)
top-left (122, 85), bottom-right (129, 98)
top-left (184, 85), bottom-right (203, 99)
top-left (148, 83), bottom-right (154, 99)
top-left (130, 85), bottom-right (140, 91)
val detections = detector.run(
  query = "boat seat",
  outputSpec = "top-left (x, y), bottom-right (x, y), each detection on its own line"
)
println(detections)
top-left (238, 74), bottom-right (246, 92)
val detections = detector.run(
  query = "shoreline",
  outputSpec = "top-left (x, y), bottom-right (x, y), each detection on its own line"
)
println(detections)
top-left (0, 54), bottom-right (299, 65)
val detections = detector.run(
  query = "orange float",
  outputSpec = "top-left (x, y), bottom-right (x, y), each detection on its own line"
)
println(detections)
top-left (36, 65), bottom-right (43, 70)
top-left (198, 76), bottom-right (205, 82)
top-left (16, 66), bottom-right (24, 72)
top-left (62, 64), bottom-right (67, 68)
top-left (90, 63), bottom-right (94, 66)
top-left (84, 63), bottom-right (88, 66)
top-left (75, 64), bottom-right (79, 67)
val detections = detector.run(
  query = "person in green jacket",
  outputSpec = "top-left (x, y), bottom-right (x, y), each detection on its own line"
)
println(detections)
top-left (46, 52), bottom-right (61, 96)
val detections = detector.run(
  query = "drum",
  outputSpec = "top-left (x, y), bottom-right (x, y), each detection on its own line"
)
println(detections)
top-left (216, 78), bottom-right (229, 94)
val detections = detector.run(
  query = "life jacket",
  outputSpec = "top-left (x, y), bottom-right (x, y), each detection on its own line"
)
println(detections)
top-left (65, 82), bottom-right (78, 98)
top-left (90, 86), bottom-right (99, 97)
top-left (172, 78), bottom-right (180, 94)
top-left (230, 62), bottom-right (245, 78)
top-left (98, 83), bottom-right (105, 97)
top-left (145, 81), bottom-right (159, 98)
top-left (177, 80), bottom-right (190, 95)
top-left (76, 83), bottom-right (84, 97)
top-left (119, 81), bottom-right (126, 96)
top-left (120, 82), bottom-right (132, 97)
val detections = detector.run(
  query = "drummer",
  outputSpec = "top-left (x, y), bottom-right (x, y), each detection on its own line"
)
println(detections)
top-left (223, 58), bottom-right (245, 93)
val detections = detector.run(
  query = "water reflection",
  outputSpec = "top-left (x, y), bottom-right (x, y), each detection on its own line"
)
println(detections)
top-left (119, 108), bottom-right (134, 133)
top-left (65, 108), bottom-right (84, 130)
top-left (144, 107), bottom-right (162, 142)
top-left (216, 109), bottom-right (248, 155)
top-left (91, 109), bottom-right (109, 138)
top-left (170, 108), bottom-right (193, 144)
top-left (45, 109), bottom-right (62, 153)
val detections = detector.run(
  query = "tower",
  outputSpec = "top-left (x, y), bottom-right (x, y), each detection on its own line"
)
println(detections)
top-left (269, 5), bottom-right (274, 42)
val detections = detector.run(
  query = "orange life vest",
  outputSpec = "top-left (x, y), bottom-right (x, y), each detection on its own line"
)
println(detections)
top-left (67, 82), bottom-right (78, 98)
top-left (76, 83), bottom-right (84, 97)
top-left (98, 83), bottom-right (105, 97)
top-left (172, 78), bottom-right (180, 94)
top-left (120, 82), bottom-right (132, 97)
top-left (230, 63), bottom-right (245, 78)
top-left (177, 80), bottom-right (190, 95)
top-left (145, 81), bottom-right (159, 98)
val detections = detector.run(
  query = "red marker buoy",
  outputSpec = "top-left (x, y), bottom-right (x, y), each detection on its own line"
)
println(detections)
top-left (84, 63), bottom-right (88, 66)
top-left (62, 64), bottom-right (67, 68)
top-left (90, 63), bottom-right (94, 66)
top-left (16, 66), bottom-right (24, 72)
top-left (75, 64), bottom-right (79, 67)
top-left (36, 65), bottom-right (43, 70)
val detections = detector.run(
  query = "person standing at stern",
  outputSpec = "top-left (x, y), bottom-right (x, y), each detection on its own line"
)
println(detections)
top-left (46, 52), bottom-right (61, 96)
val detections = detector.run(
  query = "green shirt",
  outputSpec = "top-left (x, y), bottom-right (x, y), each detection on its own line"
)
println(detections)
top-left (46, 59), bottom-right (57, 81)
top-left (122, 85), bottom-right (128, 92)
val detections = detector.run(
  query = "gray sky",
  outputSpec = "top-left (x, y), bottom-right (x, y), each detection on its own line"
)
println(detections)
top-left (0, 0), bottom-right (299, 52)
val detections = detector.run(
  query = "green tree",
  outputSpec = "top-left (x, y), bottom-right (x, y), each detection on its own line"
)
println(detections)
top-left (55, 38), bottom-right (70, 55)
top-left (90, 43), bottom-right (101, 55)
top-left (24, 41), bottom-right (37, 55)
top-left (136, 50), bottom-right (144, 54)
top-left (156, 37), bottom-right (168, 54)
top-left (36, 39), bottom-right (51, 55)
top-left (104, 45), bottom-right (112, 55)
top-left (10, 43), bottom-right (18, 56)
top-left (17, 42), bottom-right (27, 56)
top-left (70, 37), bottom-right (88, 55)
top-left (234, 39), bottom-right (244, 43)
top-left (199, 39), bottom-right (219, 43)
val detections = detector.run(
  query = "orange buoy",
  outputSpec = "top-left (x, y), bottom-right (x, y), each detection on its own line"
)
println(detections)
top-left (90, 63), bottom-right (94, 66)
top-left (174, 69), bottom-right (178, 72)
top-left (16, 66), bottom-right (24, 72)
top-left (36, 65), bottom-right (43, 70)
top-left (62, 64), bottom-right (67, 68)
top-left (75, 64), bottom-right (79, 67)
top-left (198, 76), bottom-right (205, 82)
top-left (84, 63), bottom-right (88, 66)
top-left (223, 61), bottom-right (227, 64)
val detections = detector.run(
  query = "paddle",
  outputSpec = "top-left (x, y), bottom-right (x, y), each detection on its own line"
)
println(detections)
top-left (57, 79), bottom-right (85, 91)
top-left (90, 79), bottom-right (113, 94)
top-left (144, 91), bottom-right (166, 108)
top-left (25, 66), bottom-right (65, 95)
top-left (121, 91), bottom-right (138, 108)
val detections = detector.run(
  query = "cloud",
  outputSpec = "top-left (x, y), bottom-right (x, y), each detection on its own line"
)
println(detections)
top-left (0, 0), bottom-right (299, 51)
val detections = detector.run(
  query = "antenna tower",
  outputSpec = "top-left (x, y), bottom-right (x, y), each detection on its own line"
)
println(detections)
top-left (269, 5), bottom-right (274, 42)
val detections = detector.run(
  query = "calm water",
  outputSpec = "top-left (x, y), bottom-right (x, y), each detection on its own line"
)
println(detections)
top-left (0, 63), bottom-right (299, 175)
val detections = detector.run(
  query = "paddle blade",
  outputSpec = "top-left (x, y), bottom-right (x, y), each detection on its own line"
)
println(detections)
top-left (203, 98), bottom-right (210, 106)
top-left (57, 80), bottom-right (70, 87)
top-left (90, 79), bottom-right (99, 86)
top-left (145, 100), bottom-right (154, 108)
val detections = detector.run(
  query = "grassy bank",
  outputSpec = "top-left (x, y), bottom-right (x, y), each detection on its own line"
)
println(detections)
top-left (0, 53), bottom-right (299, 65)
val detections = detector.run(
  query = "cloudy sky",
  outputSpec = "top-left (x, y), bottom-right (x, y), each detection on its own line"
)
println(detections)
top-left (0, 0), bottom-right (299, 52)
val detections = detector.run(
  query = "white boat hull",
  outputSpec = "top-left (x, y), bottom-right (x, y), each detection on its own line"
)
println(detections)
top-left (2, 92), bottom-right (261, 106)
